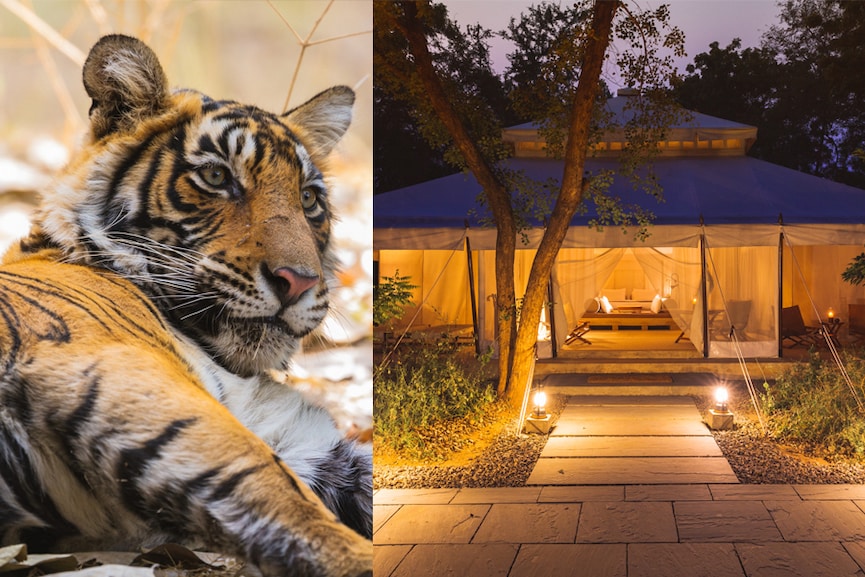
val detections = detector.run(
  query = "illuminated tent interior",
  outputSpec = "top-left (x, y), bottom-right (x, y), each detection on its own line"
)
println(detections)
top-left (374, 93), bottom-right (865, 359)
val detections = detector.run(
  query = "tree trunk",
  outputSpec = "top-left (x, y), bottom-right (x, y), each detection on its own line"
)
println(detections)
top-left (494, 237), bottom-right (517, 397)
top-left (391, 0), bottom-right (620, 404)
top-left (506, 0), bottom-right (620, 408)
top-left (393, 1), bottom-right (519, 396)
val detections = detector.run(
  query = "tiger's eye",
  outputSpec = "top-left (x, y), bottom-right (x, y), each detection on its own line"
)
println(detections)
top-left (200, 166), bottom-right (227, 187)
top-left (301, 188), bottom-right (318, 210)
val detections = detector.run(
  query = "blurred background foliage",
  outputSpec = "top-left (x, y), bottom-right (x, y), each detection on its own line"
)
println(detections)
top-left (0, 0), bottom-right (371, 150)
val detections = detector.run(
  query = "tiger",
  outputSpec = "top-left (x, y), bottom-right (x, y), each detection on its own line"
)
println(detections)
top-left (0, 34), bottom-right (372, 577)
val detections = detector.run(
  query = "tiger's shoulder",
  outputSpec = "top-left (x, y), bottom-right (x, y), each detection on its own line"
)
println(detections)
top-left (0, 242), bottom-right (184, 364)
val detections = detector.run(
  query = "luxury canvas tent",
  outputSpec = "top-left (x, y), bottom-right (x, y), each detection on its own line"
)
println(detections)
top-left (374, 93), bottom-right (865, 359)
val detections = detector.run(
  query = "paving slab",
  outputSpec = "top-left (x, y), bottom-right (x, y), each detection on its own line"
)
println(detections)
top-left (795, 484), bottom-right (865, 500)
top-left (626, 484), bottom-right (713, 501)
top-left (542, 436), bottom-right (722, 457)
top-left (709, 484), bottom-right (802, 500)
top-left (538, 485), bottom-right (625, 502)
top-left (767, 499), bottom-right (865, 541)
top-left (568, 395), bottom-right (697, 406)
top-left (841, 542), bottom-right (865, 570)
top-left (450, 487), bottom-right (541, 504)
top-left (629, 543), bottom-right (745, 577)
top-left (509, 544), bottom-right (627, 577)
top-left (674, 501), bottom-right (783, 542)
top-left (373, 504), bottom-right (401, 534)
top-left (528, 456), bottom-right (738, 485)
top-left (736, 542), bottom-right (864, 577)
top-left (385, 544), bottom-right (518, 577)
top-left (373, 488), bottom-right (456, 505)
top-left (576, 501), bottom-right (678, 543)
top-left (373, 504), bottom-right (489, 544)
top-left (472, 503), bottom-right (580, 544)
top-left (373, 545), bottom-right (411, 577)
top-left (553, 405), bottom-right (710, 437)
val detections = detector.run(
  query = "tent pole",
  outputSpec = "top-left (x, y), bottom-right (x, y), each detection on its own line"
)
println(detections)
top-left (700, 222), bottom-right (709, 358)
top-left (547, 273), bottom-right (558, 359)
top-left (465, 236), bottom-right (480, 356)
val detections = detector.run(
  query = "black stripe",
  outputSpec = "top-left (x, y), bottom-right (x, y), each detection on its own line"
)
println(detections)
top-left (187, 213), bottom-right (225, 244)
top-left (18, 231), bottom-right (60, 255)
top-left (0, 423), bottom-right (80, 547)
top-left (117, 417), bottom-right (198, 516)
top-left (47, 367), bottom-right (101, 490)
top-left (271, 453), bottom-right (308, 499)
top-left (210, 464), bottom-right (264, 501)
top-left (0, 277), bottom-right (71, 344)
top-left (196, 133), bottom-right (218, 156)
top-left (0, 291), bottom-right (23, 372)
top-left (216, 120), bottom-right (245, 155)
top-left (202, 99), bottom-right (237, 114)
top-left (0, 271), bottom-right (166, 348)
top-left (145, 466), bottom-right (222, 537)
top-left (106, 131), bottom-right (163, 207)
top-left (128, 147), bottom-right (163, 231)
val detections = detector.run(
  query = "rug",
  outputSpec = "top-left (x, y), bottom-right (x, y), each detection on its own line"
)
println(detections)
top-left (587, 374), bottom-right (674, 384)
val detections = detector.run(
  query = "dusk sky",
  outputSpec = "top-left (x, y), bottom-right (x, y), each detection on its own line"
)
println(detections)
top-left (445, 0), bottom-right (782, 88)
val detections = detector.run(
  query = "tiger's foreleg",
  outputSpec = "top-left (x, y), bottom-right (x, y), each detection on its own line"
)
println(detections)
top-left (214, 373), bottom-right (372, 539)
top-left (13, 350), bottom-right (372, 577)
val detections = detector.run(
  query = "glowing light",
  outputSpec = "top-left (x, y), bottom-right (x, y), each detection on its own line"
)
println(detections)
top-left (714, 387), bottom-right (729, 413)
top-left (828, 307), bottom-right (835, 319)
top-left (532, 389), bottom-right (547, 417)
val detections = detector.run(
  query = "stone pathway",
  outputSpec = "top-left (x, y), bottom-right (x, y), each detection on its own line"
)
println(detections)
top-left (527, 396), bottom-right (738, 485)
top-left (374, 484), bottom-right (865, 576)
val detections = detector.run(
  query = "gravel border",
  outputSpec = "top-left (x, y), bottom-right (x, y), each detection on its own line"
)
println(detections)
top-left (374, 393), bottom-right (865, 489)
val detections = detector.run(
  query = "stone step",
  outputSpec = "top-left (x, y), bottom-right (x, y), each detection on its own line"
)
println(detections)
top-left (527, 396), bottom-right (739, 485)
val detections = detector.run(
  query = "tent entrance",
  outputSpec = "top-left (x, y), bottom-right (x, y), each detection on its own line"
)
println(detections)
top-left (550, 246), bottom-right (703, 357)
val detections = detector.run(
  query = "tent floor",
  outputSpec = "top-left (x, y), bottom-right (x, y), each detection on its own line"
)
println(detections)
top-left (557, 329), bottom-right (698, 357)
top-left (537, 331), bottom-right (817, 382)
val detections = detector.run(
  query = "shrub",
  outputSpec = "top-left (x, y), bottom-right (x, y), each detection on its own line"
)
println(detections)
top-left (374, 337), bottom-right (496, 460)
top-left (373, 270), bottom-right (416, 327)
top-left (762, 350), bottom-right (865, 459)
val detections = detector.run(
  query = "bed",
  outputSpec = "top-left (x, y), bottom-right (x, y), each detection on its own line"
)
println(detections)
top-left (580, 288), bottom-right (673, 331)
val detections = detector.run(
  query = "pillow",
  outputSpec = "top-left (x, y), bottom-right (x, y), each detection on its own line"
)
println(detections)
top-left (651, 294), bottom-right (662, 314)
top-left (600, 295), bottom-right (614, 314)
top-left (603, 288), bottom-right (626, 302)
top-left (631, 288), bottom-right (656, 302)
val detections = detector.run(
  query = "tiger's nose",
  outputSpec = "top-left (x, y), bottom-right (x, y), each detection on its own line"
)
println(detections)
top-left (266, 265), bottom-right (319, 306)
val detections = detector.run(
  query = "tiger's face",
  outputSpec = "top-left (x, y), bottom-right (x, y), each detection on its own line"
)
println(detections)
top-left (32, 35), bottom-right (353, 377)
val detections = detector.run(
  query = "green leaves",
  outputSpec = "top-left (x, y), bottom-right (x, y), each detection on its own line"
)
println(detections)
top-left (677, 0), bottom-right (865, 189)
top-left (374, 340), bottom-right (496, 460)
top-left (373, 270), bottom-right (417, 327)
top-left (763, 351), bottom-right (865, 460)
top-left (842, 250), bottom-right (865, 286)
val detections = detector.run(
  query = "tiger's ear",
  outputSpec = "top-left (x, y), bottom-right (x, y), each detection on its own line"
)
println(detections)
top-left (282, 86), bottom-right (354, 158)
top-left (82, 34), bottom-right (169, 139)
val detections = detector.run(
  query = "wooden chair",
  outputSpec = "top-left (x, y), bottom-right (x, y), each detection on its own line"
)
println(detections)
top-left (781, 305), bottom-right (821, 347)
top-left (712, 299), bottom-right (751, 340)
top-left (565, 320), bottom-right (591, 345)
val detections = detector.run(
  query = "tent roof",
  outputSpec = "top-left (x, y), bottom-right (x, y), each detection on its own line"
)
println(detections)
top-left (374, 155), bottom-right (865, 250)
top-left (507, 96), bottom-right (756, 132)
top-left (503, 95), bottom-right (759, 145)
